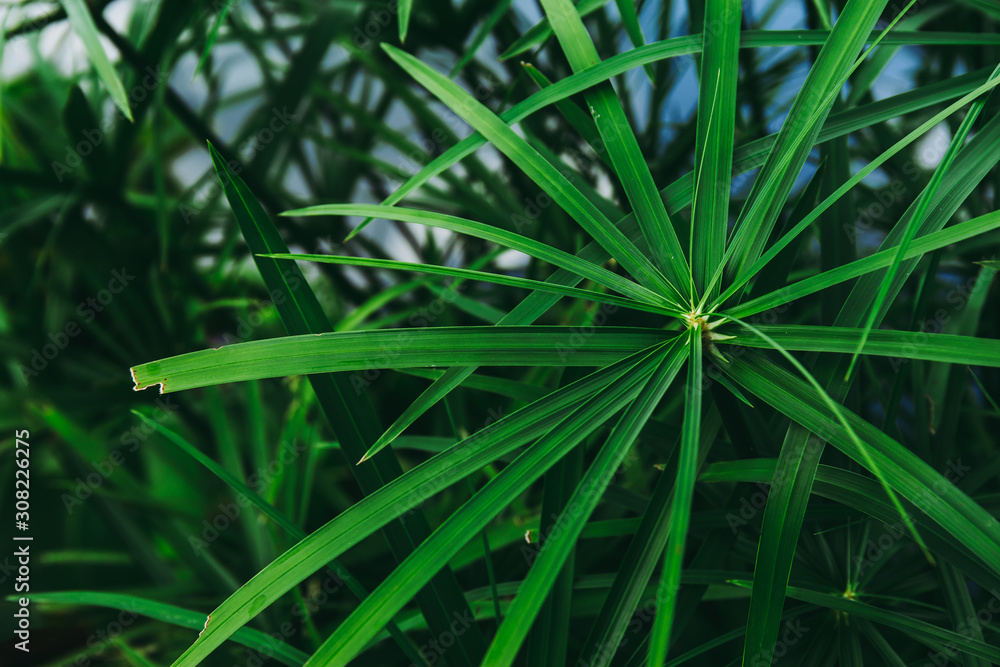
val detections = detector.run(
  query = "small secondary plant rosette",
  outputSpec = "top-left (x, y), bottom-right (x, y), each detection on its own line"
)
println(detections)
top-left (130, 1), bottom-right (1000, 665)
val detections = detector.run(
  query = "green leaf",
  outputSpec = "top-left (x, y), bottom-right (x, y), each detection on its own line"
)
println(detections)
top-left (21, 591), bottom-right (307, 666)
top-left (714, 65), bottom-right (1000, 310)
top-left (262, 253), bottom-right (677, 316)
top-left (357, 205), bottom-right (651, 461)
top-left (165, 350), bottom-right (658, 666)
top-left (648, 330), bottom-right (702, 665)
top-left (525, 431), bottom-right (581, 667)
top-left (350, 34), bottom-right (986, 242)
top-left (497, 0), bottom-right (606, 61)
top-left (450, 0), bottom-right (514, 77)
top-left (131, 326), bottom-right (675, 394)
top-left (613, 0), bottom-right (655, 83)
top-left (283, 204), bottom-right (673, 308)
top-left (778, 585), bottom-right (1000, 662)
top-left (192, 0), bottom-right (236, 78)
top-left (723, 351), bottom-right (1000, 578)
top-left (720, 0), bottom-right (891, 296)
top-left (348, 33), bottom-right (704, 242)
top-left (718, 305), bottom-right (926, 665)
top-left (847, 62), bottom-right (1000, 379)
top-left (732, 66), bottom-right (991, 182)
top-left (63, 86), bottom-right (111, 179)
top-left (61, 0), bottom-right (134, 122)
top-left (577, 449), bottom-right (690, 665)
top-left (728, 210), bottom-right (1000, 318)
top-left (129, 407), bottom-right (424, 662)
top-left (690, 0), bottom-right (740, 300)
top-left (298, 345), bottom-right (668, 666)
top-left (859, 621), bottom-right (909, 667)
top-left (398, 0), bottom-right (413, 41)
top-left (197, 142), bottom-right (487, 667)
top-left (482, 341), bottom-right (687, 665)
top-left (700, 459), bottom-right (1000, 591)
top-left (723, 325), bottom-right (1000, 367)
top-left (521, 63), bottom-right (613, 171)
top-left (381, 43), bottom-right (681, 302)
top-left (539, 0), bottom-right (689, 299)
top-left (937, 561), bottom-right (991, 667)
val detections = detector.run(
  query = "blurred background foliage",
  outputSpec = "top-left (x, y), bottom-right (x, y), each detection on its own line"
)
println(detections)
top-left (1, 0), bottom-right (999, 665)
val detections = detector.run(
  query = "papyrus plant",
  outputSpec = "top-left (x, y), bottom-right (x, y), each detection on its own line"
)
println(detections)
top-left (132, 0), bottom-right (1000, 664)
